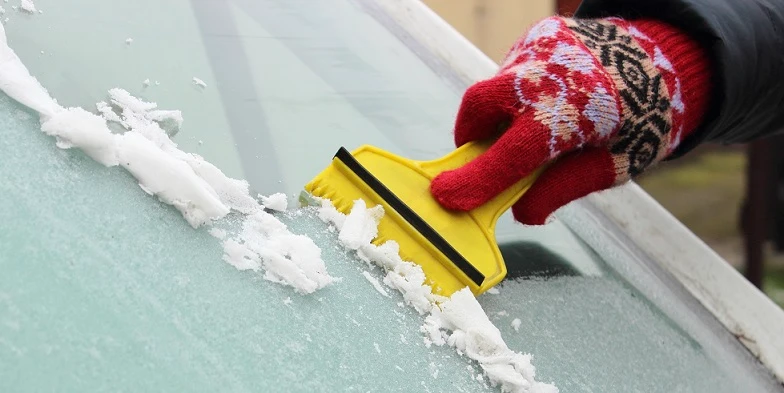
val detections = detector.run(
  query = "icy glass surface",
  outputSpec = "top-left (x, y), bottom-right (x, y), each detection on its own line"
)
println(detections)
top-left (1, 0), bottom-right (782, 392)
top-left (480, 276), bottom-right (782, 393)
top-left (0, 97), bottom-right (494, 392)
top-left (6, 0), bottom-right (463, 197)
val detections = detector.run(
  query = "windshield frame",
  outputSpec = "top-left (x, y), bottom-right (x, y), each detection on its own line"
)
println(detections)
top-left (367, 0), bottom-right (784, 383)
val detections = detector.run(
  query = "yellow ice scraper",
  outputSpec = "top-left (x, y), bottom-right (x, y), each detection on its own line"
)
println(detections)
top-left (303, 140), bottom-right (544, 297)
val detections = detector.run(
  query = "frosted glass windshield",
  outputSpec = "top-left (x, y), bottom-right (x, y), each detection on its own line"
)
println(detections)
top-left (7, 0), bottom-right (607, 273)
top-left (1, 0), bottom-right (782, 392)
top-left (0, 95), bottom-right (493, 392)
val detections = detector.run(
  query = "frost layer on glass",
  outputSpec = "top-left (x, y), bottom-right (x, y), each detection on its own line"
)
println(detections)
top-left (3, 0), bottom-right (783, 392)
top-left (0, 97), bottom-right (500, 392)
top-left (479, 276), bottom-right (783, 393)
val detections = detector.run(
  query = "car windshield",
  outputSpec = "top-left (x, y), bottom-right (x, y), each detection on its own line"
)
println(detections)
top-left (1, 0), bottom-right (782, 392)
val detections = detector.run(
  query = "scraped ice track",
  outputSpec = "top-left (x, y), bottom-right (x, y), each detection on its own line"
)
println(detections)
top-left (316, 199), bottom-right (558, 393)
top-left (0, 20), bottom-right (557, 392)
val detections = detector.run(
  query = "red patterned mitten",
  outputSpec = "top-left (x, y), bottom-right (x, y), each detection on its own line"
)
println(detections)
top-left (430, 16), bottom-right (712, 225)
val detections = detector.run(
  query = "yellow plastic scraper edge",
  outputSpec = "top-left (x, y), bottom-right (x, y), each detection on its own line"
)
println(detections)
top-left (304, 140), bottom-right (544, 297)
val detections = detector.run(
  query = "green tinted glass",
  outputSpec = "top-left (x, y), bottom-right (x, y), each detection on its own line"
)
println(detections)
top-left (1, 0), bottom-right (781, 392)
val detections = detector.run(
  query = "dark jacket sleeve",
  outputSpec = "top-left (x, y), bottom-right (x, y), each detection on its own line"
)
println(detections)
top-left (574, 0), bottom-right (784, 159)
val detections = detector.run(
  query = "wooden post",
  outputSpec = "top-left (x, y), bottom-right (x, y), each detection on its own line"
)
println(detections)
top-left (743, 140), bottom-right (770, 289)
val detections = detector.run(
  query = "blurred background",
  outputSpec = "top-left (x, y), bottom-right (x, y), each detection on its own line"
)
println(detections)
top-left (422, 0), bottom-right (784, 308)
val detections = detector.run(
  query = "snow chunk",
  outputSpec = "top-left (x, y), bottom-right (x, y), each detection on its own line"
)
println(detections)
top-left (106, 87), bottom-right (183, 132)
top-left (261, 192), bottom-right (287, 212)
top-left (99, 88), bottom-right (258, 215)
top-left (20, 0), bottom-right (35, 13)
top-left (142, 79), bottom-right (150, 87)
top-left (512, 318), bottom-right (521, 332)
top-left (180, 154), bottom-right (258, 214)
top-left (0, 25), bottom-right (61, 117)
top-left (432, 289), bottom-right (557, 393)
top-left (317, 198), bottom-right (345, 229)
top-left (95, 101), bottom-right (122, 123)
top-left (338, 199), bottom-right (383, 250)
top-left (222, 211), bottom-right (337, 294)
top-left (222, 237), bottom-right (260, 271)
top-left (117, 132), bottom-right (229, 228)
top-left (192, 77), bottom-right (207, 88)
top-left (40, 107), bottom-right (119, 166)
top-left (318, 199), bottom-right (437, 314)
top-left (125, 38), bottom-right (133, 45)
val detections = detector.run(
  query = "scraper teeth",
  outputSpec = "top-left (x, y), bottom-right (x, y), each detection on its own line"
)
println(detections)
top-left (307, 180), bottom-right (322, 191)
top-left (313, 188), bottom-right (333, 200)
top-left (336, 201), bottom-right (350, 213)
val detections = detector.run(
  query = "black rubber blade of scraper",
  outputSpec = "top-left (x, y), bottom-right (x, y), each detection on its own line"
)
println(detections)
top-left (334, 147), bottom-right (485, 287)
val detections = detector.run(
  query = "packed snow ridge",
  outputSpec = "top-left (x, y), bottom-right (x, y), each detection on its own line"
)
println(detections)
top-left (0, 22), bottom-right (335, 295)
top-left (317, 199), bottom-right (558, 393)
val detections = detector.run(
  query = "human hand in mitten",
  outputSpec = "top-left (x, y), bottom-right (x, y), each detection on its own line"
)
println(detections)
top-left (430, 16), bottom-right (712, 225)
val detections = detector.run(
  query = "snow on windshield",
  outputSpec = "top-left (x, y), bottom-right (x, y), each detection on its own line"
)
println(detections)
top-left (20, 0), bottom-right (37, 14)
top-left (0, 19), bottom-right (558, 393)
